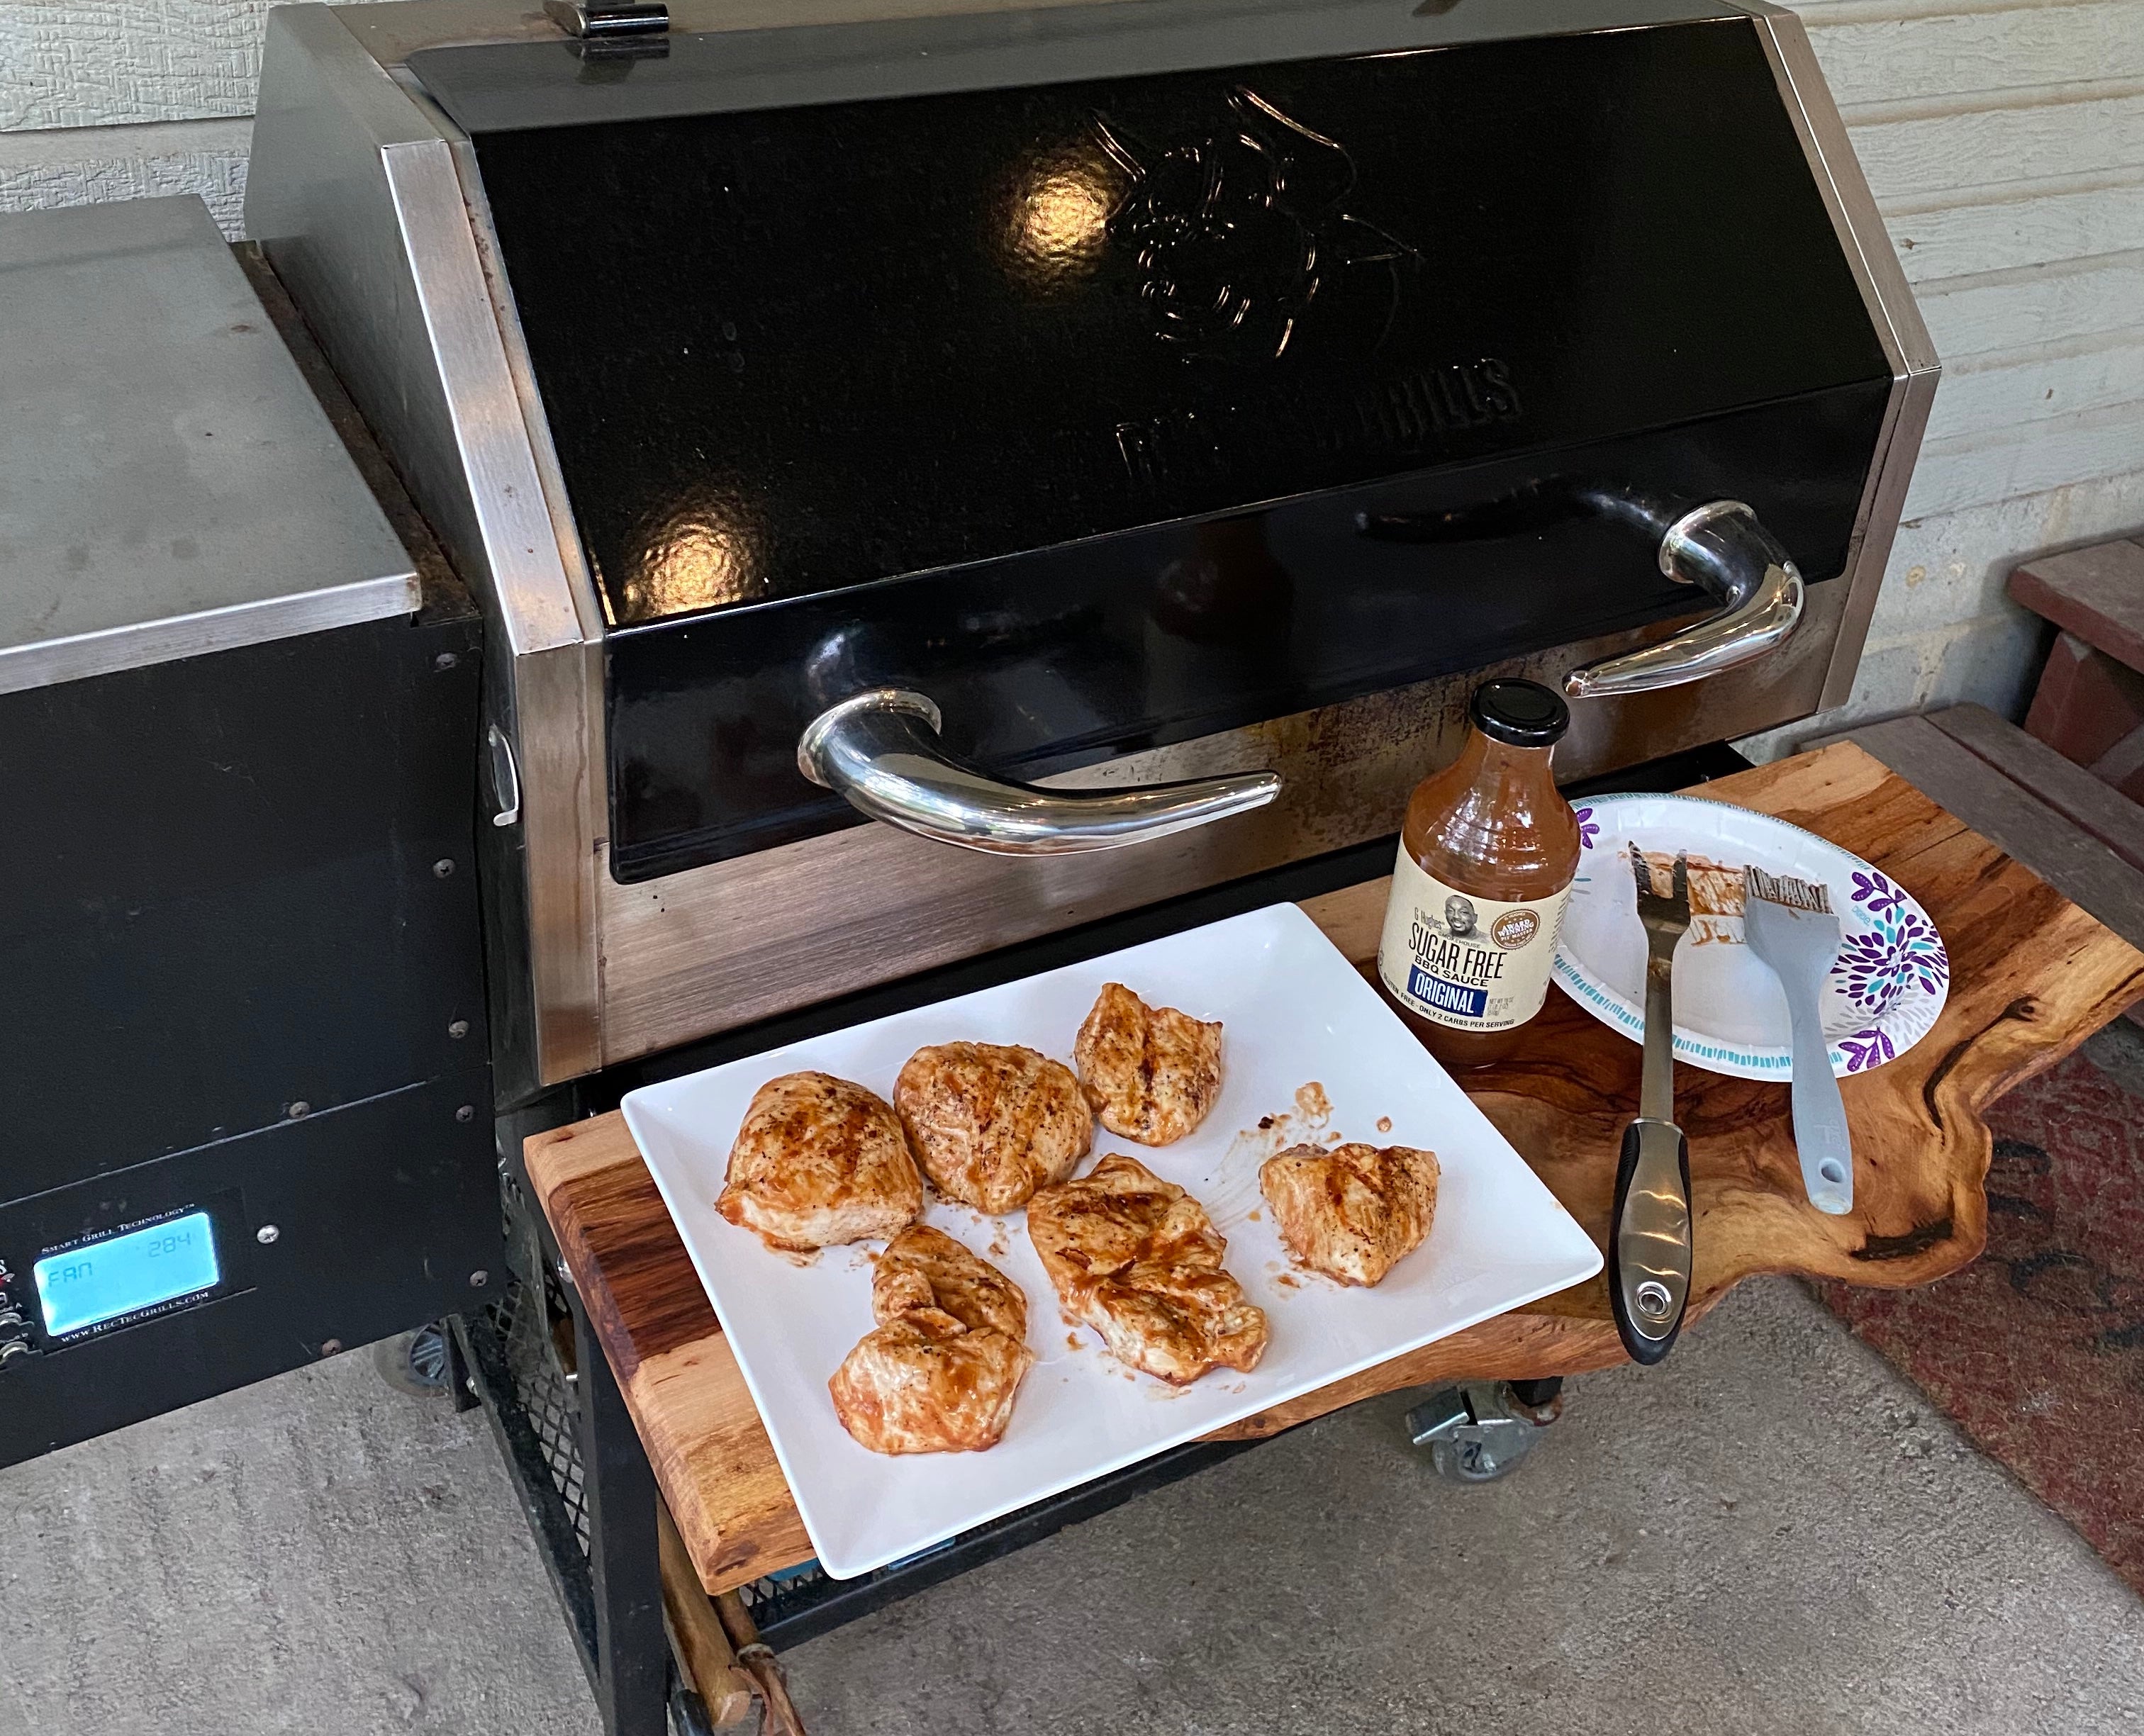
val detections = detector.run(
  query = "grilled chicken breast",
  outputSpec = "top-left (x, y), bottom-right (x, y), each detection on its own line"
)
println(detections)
top-left (1027, 1153), bottom-right (1268, 1384)
top-left (829, 1228), bottom-right (1035, 1455)
top-left (1259, 1141), bottom-right (1441, 1287)
top-left (716, 1072), bottom-right (922, 1252)
top-left (871, 1224), bottom-right (1028, 1340)
top-left (1071, 982), bottom-right (1224, 1146)
top-left (893, 1043), bottom-right (1093, 1213)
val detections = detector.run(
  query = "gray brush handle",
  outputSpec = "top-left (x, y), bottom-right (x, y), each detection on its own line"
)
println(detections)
top-left (1781, 973), bottom-right (1853, 1214)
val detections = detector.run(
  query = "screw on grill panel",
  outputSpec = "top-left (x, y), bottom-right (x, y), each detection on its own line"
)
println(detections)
top-left (469, 1270), bottom-right (490, 1288)
top-left (256, 1224), bottom-right (280, 1245)
top-left (434, 651), bottom-right (459, 671)
top-left (433, 858), bottom-right (456, 878)
top-left (449, 1019), bottom-right (471, 1039)
top-left (456, 1104), bottom-right (476, 1123)
top-left (286, 1100), bottom-right (311, 1119)
top-left (320, 1338), bottom-right (344, 1356)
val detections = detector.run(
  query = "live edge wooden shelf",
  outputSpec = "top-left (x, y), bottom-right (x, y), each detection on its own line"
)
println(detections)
top-left (525, 742), bottom-right (2144, 1596)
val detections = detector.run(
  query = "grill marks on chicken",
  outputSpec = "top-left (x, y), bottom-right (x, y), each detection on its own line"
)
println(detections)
top-left (894, 1043), bottom-right (1093, 1213)
top-left (871, 1223), bottom-right (1028, 1340)
top-left (829, 1227), bottom-right (1036, 1455)
top-left (716, 1072), bottom-right (923, 1252)
top-left (1028, 1154), bottom-right (1268, 1384)
top-left (1073, 982), bottom-right (1224, 1146)
top-left (1259, 1142), bottom-right (1440, 1287)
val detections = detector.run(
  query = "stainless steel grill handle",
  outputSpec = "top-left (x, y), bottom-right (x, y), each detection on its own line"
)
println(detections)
top-left (798, 689), bottom-right (1282, 856)
top-left (1563, 500), bottom-right (1804, 699)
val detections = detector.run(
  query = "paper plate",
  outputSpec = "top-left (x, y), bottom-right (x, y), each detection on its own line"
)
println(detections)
top-left (1552, 793), bottom-right (1949, 1080)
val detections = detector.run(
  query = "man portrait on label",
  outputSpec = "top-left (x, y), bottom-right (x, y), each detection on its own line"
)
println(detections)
top-left (1419, 893), bottom-right (1479, 941)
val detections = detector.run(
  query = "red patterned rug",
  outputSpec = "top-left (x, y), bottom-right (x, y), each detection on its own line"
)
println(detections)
top-left (1816, 1041), bottom-right (2144, 1597)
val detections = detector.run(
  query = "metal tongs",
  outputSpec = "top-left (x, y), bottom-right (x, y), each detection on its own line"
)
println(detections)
top-left (1610, 844), bottom-right (1695, 1365)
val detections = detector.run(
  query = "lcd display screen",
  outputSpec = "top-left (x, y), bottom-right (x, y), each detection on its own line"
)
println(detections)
top-left (34, 1211), bottom-right (221, 1337)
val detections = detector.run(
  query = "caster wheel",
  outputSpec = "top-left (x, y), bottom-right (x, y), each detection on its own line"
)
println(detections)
top-left (1407, 1379), bottom-right (1561, 1484)
top-left (373, 1323), bottom-right (451, 1398)
top-left (1429, 1431), bottom-right (1535, 1484)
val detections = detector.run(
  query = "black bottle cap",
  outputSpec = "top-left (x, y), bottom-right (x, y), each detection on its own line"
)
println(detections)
top-left (1470, 678), bottom-right (1569, 747)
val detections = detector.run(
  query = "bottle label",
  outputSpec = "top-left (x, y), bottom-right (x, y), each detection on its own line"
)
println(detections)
top-left (1376, 846), bottom-right (1572, 1034)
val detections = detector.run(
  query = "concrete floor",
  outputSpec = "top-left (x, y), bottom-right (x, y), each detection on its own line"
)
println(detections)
top-left (4, 1272), bottom-right (2140, 1736)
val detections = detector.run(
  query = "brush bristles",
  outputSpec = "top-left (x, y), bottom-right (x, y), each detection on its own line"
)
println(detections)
top-left (1746, 865), bottom-right (1832, 914)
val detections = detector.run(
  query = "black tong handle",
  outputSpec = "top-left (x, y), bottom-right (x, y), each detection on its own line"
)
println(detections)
top-left (1607, 1116), bottom-right (1693, 1366)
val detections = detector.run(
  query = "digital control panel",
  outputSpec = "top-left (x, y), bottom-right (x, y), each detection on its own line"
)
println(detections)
top-left (0, 1190), bottom-right (252, 1367)
top-left (35, 1210), bottom-right (222, 1337)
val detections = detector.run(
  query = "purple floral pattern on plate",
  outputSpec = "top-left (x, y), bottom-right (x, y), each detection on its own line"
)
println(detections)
top-left (1831, 867), bottom-right (1950, 1031)
top-left (1837, 1026), bottom-right (1896, 1075)
top-left (1849, 868), bottom-right (1910, 919)
top-left (1574, 805), bottom-right (1599, 851)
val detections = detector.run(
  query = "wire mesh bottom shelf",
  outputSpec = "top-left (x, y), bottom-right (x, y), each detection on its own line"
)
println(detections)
top-left (476, 1266), bottom-right (817, 1625)
top-left (489, 1271), bottom-right (592, 1553)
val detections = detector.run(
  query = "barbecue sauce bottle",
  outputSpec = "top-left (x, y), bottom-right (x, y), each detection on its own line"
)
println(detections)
top-left (1377, 680), bottom-right (1581, 1069)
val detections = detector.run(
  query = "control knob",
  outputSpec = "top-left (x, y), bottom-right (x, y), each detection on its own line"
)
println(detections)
top-left (0, 1340), bottom-right (28, 1367)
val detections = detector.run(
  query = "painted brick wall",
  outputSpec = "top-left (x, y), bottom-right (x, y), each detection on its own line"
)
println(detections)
top-left (1740, 0), bottom-right (2144, 753)
top-left (1, 0), bottom-right (2140, 748)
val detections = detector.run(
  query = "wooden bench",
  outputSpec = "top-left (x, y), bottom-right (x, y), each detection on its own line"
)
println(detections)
top-left (2009, 535), bottom-right (2144, 809)
top-left (1848, 705), bottom-right (2144, 949)
top-left (525, 741), bottom-right (2144, 1595)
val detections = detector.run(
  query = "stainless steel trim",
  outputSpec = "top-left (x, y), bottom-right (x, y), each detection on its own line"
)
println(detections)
top-left (797, 688), bottom-right (1283, 854)
top-left (352, 0), bottom-right (1751, 99)
top-left (248, 5), bottom-right (605, 1087)
top-left (376, 151), bottom-right (590, 659)
top-left (1754, 11), bottom-right (1941, 714)
top-left (597, 586), bottom-right (1848, 1068)
top-left (436, 127), bottom-right (611, 1089)
top-left (442, 125), bottom-right (609, 643)
top-left (331, 0), bottom-right (1128, 70)
top-left (379, 137), bottom-right (608, 1082)
top-left (1563, 500), bottom-right (1805, 698)
top-left (0, 576), bottom-right (418, 698)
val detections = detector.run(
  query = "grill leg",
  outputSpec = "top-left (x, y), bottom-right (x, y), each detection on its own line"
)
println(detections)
top-left (445, 1311), bottom-right (480, 1413)
top-left (574, 1292), bottom-right (669, 1736)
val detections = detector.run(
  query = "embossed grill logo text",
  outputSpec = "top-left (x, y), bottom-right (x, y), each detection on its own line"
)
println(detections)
top-left (1095, 86), bottom-right (1421, 365)
top-left (1114, 357), bottom-right (1521, 494)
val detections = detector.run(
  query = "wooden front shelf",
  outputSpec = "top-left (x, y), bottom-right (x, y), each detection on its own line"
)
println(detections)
top-left (525, 742), bottom-right (2144, 1594)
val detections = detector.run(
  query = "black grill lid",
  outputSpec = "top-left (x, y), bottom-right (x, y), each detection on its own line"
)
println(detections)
top-left (413, 4), bottom-right (1887, 634)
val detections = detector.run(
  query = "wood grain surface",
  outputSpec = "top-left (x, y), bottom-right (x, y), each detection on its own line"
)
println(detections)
top-left (525, 742), bottom-right (2144, 1592)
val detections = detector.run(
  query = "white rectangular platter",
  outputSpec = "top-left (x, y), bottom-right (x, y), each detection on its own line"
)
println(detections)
top-left (622, 902), bottom-right (1602, 1579)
